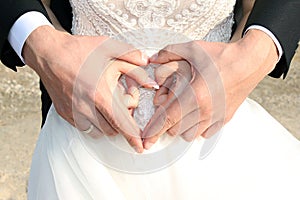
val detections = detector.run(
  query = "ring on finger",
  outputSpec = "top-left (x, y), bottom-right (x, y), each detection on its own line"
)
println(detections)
top-left (82, 124), bottom-right (94, 134)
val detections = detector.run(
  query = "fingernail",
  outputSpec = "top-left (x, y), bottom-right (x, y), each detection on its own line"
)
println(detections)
top-left (152, 84), bottom-right (160, 90)
top-left (146, 77), bottom-right (160, 89)
top-left (144, 141), bottom-right (154, 150)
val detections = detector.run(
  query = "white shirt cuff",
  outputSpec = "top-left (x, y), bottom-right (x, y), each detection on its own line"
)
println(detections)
top-left (8, 11), bottom-right (53, 64)
top-left (245, 25), bottom-right (283, 62)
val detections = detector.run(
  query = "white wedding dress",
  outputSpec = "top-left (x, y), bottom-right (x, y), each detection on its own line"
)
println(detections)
top-left (28, 0), bottom-right (300, 199)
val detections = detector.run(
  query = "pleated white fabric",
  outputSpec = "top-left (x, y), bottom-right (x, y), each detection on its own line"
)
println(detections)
top-left (28, 98), bottom-right (300, 200)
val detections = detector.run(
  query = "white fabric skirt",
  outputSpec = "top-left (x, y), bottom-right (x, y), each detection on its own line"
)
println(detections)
top-left (28, 98), bottom-right (300, 200)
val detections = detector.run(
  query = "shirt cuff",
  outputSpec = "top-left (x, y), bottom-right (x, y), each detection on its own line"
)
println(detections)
top-left (8, 11), bottom-right (53, 64)
top-left (245, 25), bottom-right (283, 62)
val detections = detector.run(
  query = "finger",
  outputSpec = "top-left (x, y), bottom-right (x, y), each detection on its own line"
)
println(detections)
top-left (143, 84), bottom-right (200, 149)
top-left (153, 76), bottom-right (173, 106)
top-left (180, 120), bottom-right (224, 142)
top-left (115, 80), bottom-right (136, 108)
top-left (99, 103), bottom-right (144, 152)
top-left (74, 113), bottom-right (104, 138)
top-left (53, 102), bottom-right (75, 127)
top-left (67, 111), bottom-right (82, 128)
top-left (167, 109), bottom-right (202, 137)
top-left (75, 110), bottom-right (118, 137)
top-left (155, 60), bottom-right (192, 86)
top-left (85, 124), bottom-right (104, 139)
top-left (154, 61), bottom-right (178, 85)
top-left (71, 86), bottom-right (119, 137)
top-left (153, 60), bottom-right (192, 106)
top-left (94, 60), bottom-right (145, 152)
top-left (177, 116), bottom-right (210, 142)
top-left (180, 123), bottom-right (202, 142)
top-left (201, 121), bottom-right (224, 138)
top-left (118, 49), bottom-right (149, 66)
top-left (105, 39), bottom-right (149, 66)
top-left (150, 43), bottom-right (188, 64)
top-left (108, 81), bottom-right (141, 144)
top-left (124, 76), bottom-right (140, 108)
top-left (112, 60), bottom-right (159, 89)
top-left (167, 109), bottom-right (211, 142)
top-left (123, 133), bottom-right (144, 153)
top-left (94, 110), bottom-right (119, 136)
top-left (95, 83), bottom-right (144, 152)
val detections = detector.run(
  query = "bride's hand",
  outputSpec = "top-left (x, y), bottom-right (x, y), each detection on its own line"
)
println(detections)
top-left (142, 29), bottom-right (278, 149)
top-left (23, 26), bottom-right (158, 153)
top-left (150, 60), bottom-right (193, 140)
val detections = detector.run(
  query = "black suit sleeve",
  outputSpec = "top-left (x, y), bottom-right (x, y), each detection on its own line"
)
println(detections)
top-left (244, 0), bottom-right (300, 78)
top-left (50, 0), bottom-right (73, 33)
top-left (0, 0), bottom-right (48, 70)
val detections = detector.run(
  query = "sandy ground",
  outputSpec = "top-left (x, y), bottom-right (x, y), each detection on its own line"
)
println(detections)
top-left (0, 49), bottom-right (299, 199)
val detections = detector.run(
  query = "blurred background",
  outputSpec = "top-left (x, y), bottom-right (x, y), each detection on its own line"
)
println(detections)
top-left (0, 47), bottom-right (299, 199)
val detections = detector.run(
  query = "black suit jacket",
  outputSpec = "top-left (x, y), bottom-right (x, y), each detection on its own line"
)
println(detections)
top-left (0, 0), bottom-right (299, 123)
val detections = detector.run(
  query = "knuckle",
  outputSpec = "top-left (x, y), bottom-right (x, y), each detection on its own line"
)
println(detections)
top-left (182, 135), bottom-right (194, 142)
top-left (189, 41), bottom-right (199, 52)
top-left (131, 99), bottom-right (139, 108)
top-left (128, 67), bottom-right (148, 81)
top-left (107, 116), bottom-right (120, 130)
top-left (182, 127), bottom-right (200, 141)
top-left (164, 44), bottom-right (174, 52)
top-left (164, 114), bottom-right (177, 128)
top-left (55, 104), bottom-right (70, 119)
top-left (201, 106), bottom-right (213, 119)
top-left (126, 135), bottom-right (137, 146)
top-left (130, 86), bottom-right (139, 97)
top-left (167, 129), bottom-right (178, 137)
top-left (104, 131), bottom-right (114, 136)
top-left (97, 106), bottom-right (120, 130)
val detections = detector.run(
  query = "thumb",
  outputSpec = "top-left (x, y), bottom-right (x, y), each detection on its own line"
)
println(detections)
top-left (104, 39), bottom-right (149, 66)
top-left (115, 60), bottom-right (159, 89)
top-left (119, 49), bottom-right (149, 66)
top-left (150, 44), bottom-right (185, 64)
top-left (124, 76), bottom-right (140, 108)
top-left (153, 76), bottom-right (173, 106)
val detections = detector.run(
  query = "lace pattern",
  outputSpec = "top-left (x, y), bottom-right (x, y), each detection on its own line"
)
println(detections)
top-left (69, 0), bottom-right (236, 130)
top-left (70, 0), bottom-right (236, 41)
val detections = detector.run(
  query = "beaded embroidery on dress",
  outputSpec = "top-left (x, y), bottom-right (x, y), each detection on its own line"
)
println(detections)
top-left (70, 0), bottom-right (235, 41)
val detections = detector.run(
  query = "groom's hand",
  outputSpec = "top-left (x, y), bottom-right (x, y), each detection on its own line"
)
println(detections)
top-left (23, 26), bottom-right (157, 153)
top-left (142, 29), bottom-right (278, 149)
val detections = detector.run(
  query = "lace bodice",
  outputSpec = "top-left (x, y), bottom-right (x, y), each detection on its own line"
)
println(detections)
top-left (70, 0), bottom-right (236, 41)
top-left (69, 0), bottom-right (236, 129)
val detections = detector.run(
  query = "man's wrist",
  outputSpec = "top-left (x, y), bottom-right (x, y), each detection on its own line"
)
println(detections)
top-left (22, 25), bottom-right (71, 73)
top-left (238, 29), bottom-right (278, 75)
top-left (8, 11), bottom-right (53, 64)
top-left (245, 25), bottom-right (283, 62)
